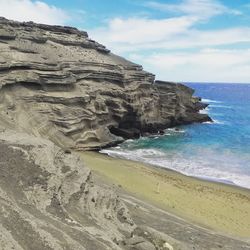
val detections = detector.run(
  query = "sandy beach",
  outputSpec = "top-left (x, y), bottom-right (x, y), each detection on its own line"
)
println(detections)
top-left (80, 152), bottom-right (250, 239)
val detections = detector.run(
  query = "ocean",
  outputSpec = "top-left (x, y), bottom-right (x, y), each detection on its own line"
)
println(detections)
top-left (101, 83), bottom-right (250, 189)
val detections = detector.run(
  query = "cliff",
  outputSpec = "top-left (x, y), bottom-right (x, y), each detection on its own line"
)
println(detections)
top-left (2, 130), bottom-right (196, 249)
top-left (0, 17), bottom-right (216, 250)
top-left (0, 130), bottom-right (133, 249)
top-left (0, 17), bottom-right (211, 151)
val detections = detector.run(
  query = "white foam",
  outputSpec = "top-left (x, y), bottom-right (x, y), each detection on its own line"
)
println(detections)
top-left (212, 119), bottom-right (226, 125)
top-left (101, 148), bottom-right (165, 161)
top-left (202, 98), bottom-right (222, 103)
top-left (210, 104), bottom-right (231, 109)
top-left (100, 147), bottom-right (250, 189)
top-left (203, 119), bottom-right (225, 125)
top-left (199, 108), bottom-right (209, 114)
top-left (126, 139), bottom-right (134, 142)
top-left (165, 128), bottom-right (185, 133)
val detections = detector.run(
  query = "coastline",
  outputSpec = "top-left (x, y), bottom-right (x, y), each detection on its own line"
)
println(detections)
top-left (101, 146), bottom-right (249, 189)
top-left (79, 151), bottom-right (250, 239)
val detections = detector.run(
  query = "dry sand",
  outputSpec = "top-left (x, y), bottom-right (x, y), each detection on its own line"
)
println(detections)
top-left (80, 152), bottom-right (250, 239)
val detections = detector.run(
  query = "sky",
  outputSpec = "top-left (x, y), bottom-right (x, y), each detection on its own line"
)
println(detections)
top-left (0, 0), bottom-right (250, 83)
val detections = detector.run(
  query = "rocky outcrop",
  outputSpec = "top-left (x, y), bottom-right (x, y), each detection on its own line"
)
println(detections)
top-left (0, 17), bottom-right (211, 150)
top-left (0, 130), bottom-right (197, 250)
top-left (1, 18), bottom-right (248, 250)
top-left (0, 130), bottom-right (135, 249)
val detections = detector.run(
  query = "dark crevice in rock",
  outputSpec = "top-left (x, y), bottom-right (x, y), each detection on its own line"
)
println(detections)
top-left (109, 126), bottom-right (141, 140)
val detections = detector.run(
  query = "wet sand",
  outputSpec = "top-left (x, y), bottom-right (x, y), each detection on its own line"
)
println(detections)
top-left (80, 152), bottom-right (250, 239)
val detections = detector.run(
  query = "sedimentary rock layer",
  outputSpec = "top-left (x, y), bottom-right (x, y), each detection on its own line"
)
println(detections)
top-left (0, 130), bottom-right (192, 250)
top-left (0, 17), bottom-right (211, 150)
top-left (0, 130), bottom-right (134, 249)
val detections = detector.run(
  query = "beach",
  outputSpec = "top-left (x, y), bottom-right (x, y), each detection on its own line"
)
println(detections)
top-left (80, 152), bottom-right (250, 239)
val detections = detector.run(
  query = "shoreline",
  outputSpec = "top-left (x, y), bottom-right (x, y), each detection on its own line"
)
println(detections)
top-left (102, 150), bottom-right (249, 190)
top-left (100, 148), bottom-right (250, 190)
top-left (99, 150), bottom-right (250, 194)
top-left (99, 130), bottom-right (250, 190)
top-left (79, 151), bottom-right (250, 239)
top-left (102, 151), bottom-right (245, 190)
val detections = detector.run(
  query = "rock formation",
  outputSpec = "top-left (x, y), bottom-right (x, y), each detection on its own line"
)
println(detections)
top-left (0, 17), bottom-right (215, 250)
top-left (0, 130), bottom-right (133, 249)
top-left (0, 17), bottom-right (211, 151)
top-left (0, 130), bottom-right (194, 250)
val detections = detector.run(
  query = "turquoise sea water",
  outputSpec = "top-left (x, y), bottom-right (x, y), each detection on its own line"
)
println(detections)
top-left (101, 83), bottom-right (250, 189)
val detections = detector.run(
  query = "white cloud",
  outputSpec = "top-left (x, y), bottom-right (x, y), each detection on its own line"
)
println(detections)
top-left (88, 0), bottom-right (249, 82)
top-left (88, 0), bottom-right (246, 54)
top-left (90, 17), bottom-right (250, 53)
top-left (148, 27), bottom-right (250, 51)
top-left (92, 16), bottom-right (198, 45)
top-left (89, 0), bottom-right (245, 54)
top-left (129, 49), bottom-right (250, 83)
top-left (0, 0), bottom-right (69, 25)
top-left (146, 0), bottom-right (242, 19)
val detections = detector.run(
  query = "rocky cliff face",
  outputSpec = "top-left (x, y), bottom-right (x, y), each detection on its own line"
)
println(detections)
top-left (0, 130), bottom-right (194, 250)
top-left (0, 130), bottom-right (134, 249)
top-left (0, 17), bottom-right (211, 150)
top-left (1, 17), bottom-right (246, 250)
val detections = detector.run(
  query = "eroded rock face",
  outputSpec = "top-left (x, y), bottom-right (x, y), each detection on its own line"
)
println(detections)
top-left (0, 17), bottom-right (211, 150)
top-left (0, 130), bottom-right (135, 249)
top-left (0, 130), bottom-right (195, 250)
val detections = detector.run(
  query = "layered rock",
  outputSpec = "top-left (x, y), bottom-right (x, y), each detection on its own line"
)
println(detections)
top-left (0, 130), bottom-right (134, 249)
top-left (0, 130), bottom-right (195, 250)
top-left (0, 17), bottom-right (211, 150)
top-left (1, 18), bottom-right (249, 250)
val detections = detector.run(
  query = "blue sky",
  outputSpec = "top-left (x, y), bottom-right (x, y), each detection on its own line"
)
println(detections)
top-left (0, 0), bottom-right (250, 83)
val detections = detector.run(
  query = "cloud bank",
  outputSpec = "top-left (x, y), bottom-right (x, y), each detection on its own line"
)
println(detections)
top-left (0, 0), bottom-right (68, 25)
top-left (129, 49), bottom-right (250, 83)
top-left (89, 0), bottom-right (250, 83)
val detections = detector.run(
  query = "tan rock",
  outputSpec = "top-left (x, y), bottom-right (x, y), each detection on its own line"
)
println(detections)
top-left (0, 17), bottom-right (211, 150)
